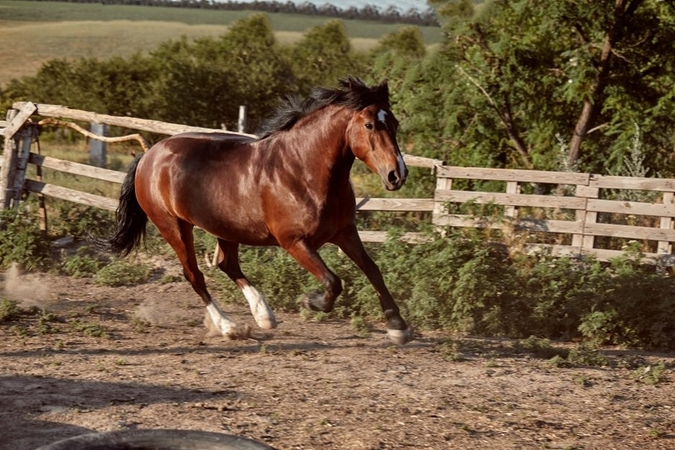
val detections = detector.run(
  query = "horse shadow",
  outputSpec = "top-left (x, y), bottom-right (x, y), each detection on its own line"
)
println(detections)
top-left (0, 374), bottom-right (237, 450)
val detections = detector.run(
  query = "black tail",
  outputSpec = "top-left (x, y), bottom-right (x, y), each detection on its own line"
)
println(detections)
top-left (107, 155), bottom-right (148, 256)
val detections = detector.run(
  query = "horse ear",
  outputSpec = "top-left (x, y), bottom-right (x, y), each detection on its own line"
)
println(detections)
top-left (378, 79), bottom-right (390, 100)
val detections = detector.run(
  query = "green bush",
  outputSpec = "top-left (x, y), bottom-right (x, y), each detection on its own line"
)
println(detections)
top-left (0, 209), bottom-right (51, 270)
top-left (60, 246), bottom-right (106, 278)
top-left (3, 201), bottom-right (673, 350)
top-left (50, 202), bottom-right (115, 240)
top-left (94, 260), bottom-right (152, 287)
top-left (0, 298), bottom-right (22, 322)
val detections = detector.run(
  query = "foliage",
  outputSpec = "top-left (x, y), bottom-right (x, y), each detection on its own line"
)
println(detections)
top-left (392, 0), bottom-right (675, 176)
top-left (0, 209), bottom-right (52, 271)
top-left (0, 298), bottom-right (23, 322)
top-left (211, 227), bottom-right (675, 350)
top-left (290, 20), bottom-right (366, 93)
top-left (94, 259), bottom-right (152, 287)
top-left (49, 202), bottom-right (116, 240)
top-left (60, 246), bottom-right (107, 278)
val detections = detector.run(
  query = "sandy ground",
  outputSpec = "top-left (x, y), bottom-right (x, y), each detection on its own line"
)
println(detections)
top-left (1, 268), bottom-right (674, 450)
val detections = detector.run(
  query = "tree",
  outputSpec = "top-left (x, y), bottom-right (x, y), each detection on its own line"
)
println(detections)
top-left (372, 26), bottom-right (427, 59)
top-left (290, 20), bottom-right (366, 94)
top-left (401, 0), bottom-right (675, 175)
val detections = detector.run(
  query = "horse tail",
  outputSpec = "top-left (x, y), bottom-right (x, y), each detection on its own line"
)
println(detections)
top-left (107, 154), bottom-right (148, 256)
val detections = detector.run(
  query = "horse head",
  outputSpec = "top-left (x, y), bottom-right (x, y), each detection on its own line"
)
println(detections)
top-left (345, 79), bottom-right (408, 191)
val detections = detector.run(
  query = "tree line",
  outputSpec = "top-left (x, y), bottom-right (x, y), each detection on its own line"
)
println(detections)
top-left (2, 0), bottom-right (674, 180)
top-left (37, 0), bottom-right (440, 26)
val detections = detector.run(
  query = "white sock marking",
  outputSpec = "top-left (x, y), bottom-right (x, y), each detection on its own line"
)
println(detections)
top-left (206, 302), bottom-right (238, 336)
top-left (242, 285), bottom-right (277, 329)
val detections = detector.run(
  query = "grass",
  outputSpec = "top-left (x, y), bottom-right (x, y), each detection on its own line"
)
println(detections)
top-left (0, 0), bottom-right (442, 87)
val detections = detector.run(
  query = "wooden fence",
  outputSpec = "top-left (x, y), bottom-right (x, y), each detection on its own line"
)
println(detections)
top-left (2, 102), bottom-right (674, 266)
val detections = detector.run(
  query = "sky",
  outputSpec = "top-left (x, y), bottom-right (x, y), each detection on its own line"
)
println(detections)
top-left (213, 1), bottom-right (433, 13)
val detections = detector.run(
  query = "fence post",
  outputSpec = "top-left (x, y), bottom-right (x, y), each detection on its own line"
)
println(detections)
top-left (238, 106), bottom-right (247, 134)
top-left (0, 109), bottom-right (18, 209)
top-left (432, 171), bottom-right (451, 233)
top-left (658, 192), bottom-right (674, 256)
top-left (89, 122), bottom-right (107, 168)
top-left (573, 181), bottom-right (599, 255)
top-left (1, 103), bottom-right (36, 208)
top-left (8, 124), bottom-right (39, 209)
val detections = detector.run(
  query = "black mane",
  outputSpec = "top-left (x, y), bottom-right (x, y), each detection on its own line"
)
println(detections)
top-left (257, 77), bottom-right (390, 139)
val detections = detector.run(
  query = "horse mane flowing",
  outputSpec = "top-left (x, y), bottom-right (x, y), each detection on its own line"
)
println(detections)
top-left (106, 77), bottom-right (412, 345)
top-left (258, 77), bottom-right (390, 139)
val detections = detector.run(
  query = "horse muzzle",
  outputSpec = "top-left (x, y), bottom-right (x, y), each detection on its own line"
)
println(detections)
top-left (381, 166), bottom-right (407, 191)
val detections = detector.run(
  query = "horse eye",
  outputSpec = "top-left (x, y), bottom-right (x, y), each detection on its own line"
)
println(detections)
top-left (365, 123), bottom-right (374, 130)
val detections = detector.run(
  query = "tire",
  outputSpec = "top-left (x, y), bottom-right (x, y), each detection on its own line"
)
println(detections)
top-left (35, 429), bottom-right (275, 450)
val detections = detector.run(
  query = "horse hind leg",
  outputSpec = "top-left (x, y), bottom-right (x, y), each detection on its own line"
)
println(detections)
top-left (158, 218), bottom-right (250, 339)
top-left (216, 240), bottom-right (276, 330)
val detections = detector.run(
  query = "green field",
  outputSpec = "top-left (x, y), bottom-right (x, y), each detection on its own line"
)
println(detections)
top-left (0, 1), bottom-right (442, 87)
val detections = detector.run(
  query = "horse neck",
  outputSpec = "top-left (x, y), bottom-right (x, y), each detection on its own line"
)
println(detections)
top-left (290, 106), bottom-right (355, 180)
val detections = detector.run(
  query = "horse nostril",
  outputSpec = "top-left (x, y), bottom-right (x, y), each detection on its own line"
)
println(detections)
top-left (387, 170), bottom-right (400, 185)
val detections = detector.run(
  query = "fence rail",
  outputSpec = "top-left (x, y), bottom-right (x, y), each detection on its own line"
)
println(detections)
top-left (2, 102), bottom-right (674, 265)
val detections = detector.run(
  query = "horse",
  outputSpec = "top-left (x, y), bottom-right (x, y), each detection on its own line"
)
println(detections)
top-left (105, 77), bottom-right (412, 344)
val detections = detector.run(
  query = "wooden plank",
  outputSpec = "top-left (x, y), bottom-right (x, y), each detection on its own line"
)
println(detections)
top-left (9, 129), bottom-right (36, 208)
top-left (358, 230), bottom-right (429, 243)
top-left (584, 222), bottom-right (675, 241)
top-left (1, 109), bottom-right (19, 208)
top-left (586, 198), bottom-right (675, 217)
top-left (582, 248), bottom-right (675, 266)
top-left (504, 181), bottom-right (519, 218)
top-left (2, 103), bottom-right (36, 139)
top-left (590, 174), bottom-right (675, 191)
top-left (13, 102), bottom-right (256, 138)
top-left (432, 176), bottom-right (452, 231)
top-left (658, 193), bottom-right (674, 255)
top-left (522, 244), bottom-right (674, 266)
top-left (436, 166), bottom-right (591, 185)
top-left (24, 179), bottom-right (118, 211)
top-left (402, 154), bottom-right (444, 169)
top-left (354, 197), bottom-right (434, 212)
top-left (573, 185), bottom-right (598, 248)
top-left (28, 153), bottom-right (126, 184)
top-left (435, 215), bottom-right (584, 234)
top-left (435, 189), bottom-right (587, 210)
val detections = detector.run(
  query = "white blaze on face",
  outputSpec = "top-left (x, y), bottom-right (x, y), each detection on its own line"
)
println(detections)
top-left (377, 109), bottom-right (406, 179)
top-left (377, 109), bottom-right (388, 127)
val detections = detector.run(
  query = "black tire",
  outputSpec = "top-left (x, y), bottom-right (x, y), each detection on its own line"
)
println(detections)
top-left (35, 429), bottom-right (275, 450)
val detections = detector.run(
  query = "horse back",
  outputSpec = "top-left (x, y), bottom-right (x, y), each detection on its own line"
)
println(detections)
top-left (135, 132), bottom-right (276, 245)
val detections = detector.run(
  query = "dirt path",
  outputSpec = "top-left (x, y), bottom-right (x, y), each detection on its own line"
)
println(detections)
top-left (1, 271), bottom-right (674, 449)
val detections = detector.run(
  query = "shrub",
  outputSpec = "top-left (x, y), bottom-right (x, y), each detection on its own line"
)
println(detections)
top-left (49, 202), bottom-right (115, 240)
top-left (94, 260), bottom-right (152, 287)
top-left (0, 209), bottom-right (51, 270)
top-left (60, 246), bottom-right (107, 278)
top-left (0, 298), bottom-right (22, 322)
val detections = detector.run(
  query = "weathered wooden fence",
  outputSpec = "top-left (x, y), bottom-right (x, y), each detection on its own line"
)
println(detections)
top-left (2, 102), bottom-right (674, 265)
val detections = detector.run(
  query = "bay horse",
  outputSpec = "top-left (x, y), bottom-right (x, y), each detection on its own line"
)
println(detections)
top-left (106, 77), bottom-right (411, 344)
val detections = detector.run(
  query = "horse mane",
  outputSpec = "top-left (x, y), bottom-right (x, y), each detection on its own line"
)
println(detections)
top-left (257, 77), bottom-right (390, 140)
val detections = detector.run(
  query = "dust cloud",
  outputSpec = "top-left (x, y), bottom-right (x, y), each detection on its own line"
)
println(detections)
top-left (2, 264), bottom-right (50, 308)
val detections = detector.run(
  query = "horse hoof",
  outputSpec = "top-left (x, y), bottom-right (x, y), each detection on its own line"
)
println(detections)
top-left (387, 327), bottom-right (412, 345)
top-left (225, 324), bottom-right (251, 340)
top-left (302, 292), bottom-right (327, 312)
top-left (255, 316), bottom-right (277, 330)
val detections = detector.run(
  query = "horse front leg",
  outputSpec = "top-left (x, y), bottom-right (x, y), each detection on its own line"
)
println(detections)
top-left (331, 225), bottom-right (412, 345)
top-left (282, 240), bottom-right (342, 313)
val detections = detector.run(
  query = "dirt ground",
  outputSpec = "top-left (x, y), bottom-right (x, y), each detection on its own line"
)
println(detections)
top-left (1, 267), bottom-right (674, 450)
